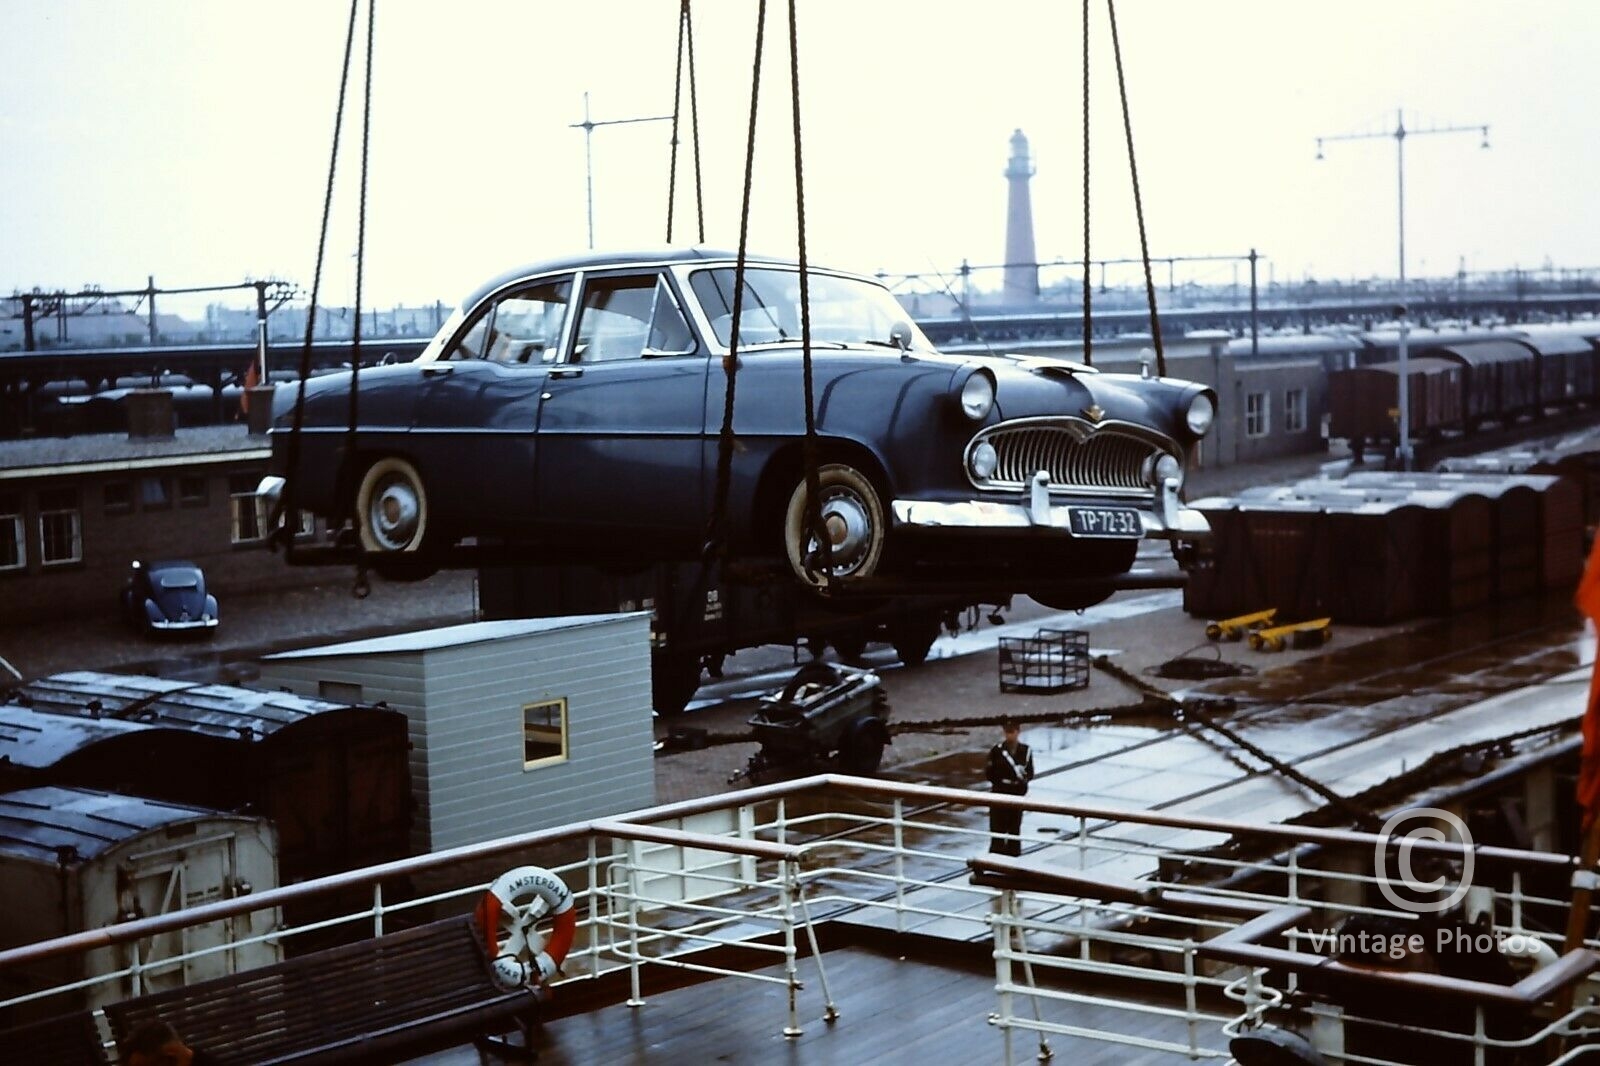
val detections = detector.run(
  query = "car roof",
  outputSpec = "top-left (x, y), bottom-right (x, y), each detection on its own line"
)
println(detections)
top-left (460, 246), bottom-right (800, 309)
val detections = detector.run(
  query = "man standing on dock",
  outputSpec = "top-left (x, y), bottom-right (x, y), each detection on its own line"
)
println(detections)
top-left (987, 719), bottom-right (1035, 856)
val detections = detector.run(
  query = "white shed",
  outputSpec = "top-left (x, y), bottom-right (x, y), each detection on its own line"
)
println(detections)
top-left (256, 614), bottom-right (654, 853)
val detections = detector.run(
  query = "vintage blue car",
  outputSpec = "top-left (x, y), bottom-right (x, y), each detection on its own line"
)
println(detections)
top-left (259, 248), bottom-right (1214, 606)
top-left (121, 559), bottom-right (220, 635)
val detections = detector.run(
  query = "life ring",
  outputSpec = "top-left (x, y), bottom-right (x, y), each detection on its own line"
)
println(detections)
top-left (474, 865), bottom-right (577, 990)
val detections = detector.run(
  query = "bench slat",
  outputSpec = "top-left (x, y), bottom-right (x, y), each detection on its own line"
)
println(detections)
top-left (105, 917), bottom-right (537, 1064)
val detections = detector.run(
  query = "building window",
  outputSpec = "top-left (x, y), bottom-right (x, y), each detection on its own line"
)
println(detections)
top-left (178, 475), bottom-right (209, 507)
top-left (38, 488), bottom-right (82, 566)
top-left (522, 698), bottom-right (569, 769)
top-left (230, 474), bottom-right (263, 544)
top-left (0, 493), bottom-right (23, 571)
top-left (318, 680), bottom-right (364, 704)
top-left (1245, 392), bottom-right (1269, 438)
top-left (140, 475), bottom-right (173, 510)
top-left (1284, 388), bottom-right (1307, 433)
top-left (104, 481), bottom-right (134, 515)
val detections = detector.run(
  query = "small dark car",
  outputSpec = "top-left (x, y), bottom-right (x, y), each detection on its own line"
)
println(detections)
top-left (121, 559), bottom-right (219, 635)
top-left (259, 248), bottom-right (1215, 606)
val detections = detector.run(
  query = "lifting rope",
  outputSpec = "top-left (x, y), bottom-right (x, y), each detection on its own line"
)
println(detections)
top-left (1105, 0), bottom-right (1166, 378)
top-left (1080, 0), bottom-right (1093, 367)
top-left (788, 0), bottom-right (834, 588)
top-left (665, 0), bottom-right (706, 244)
top-left (345, 0), bottom-right (375, 475)
top-left (704, 0), bottom-right (767, 569)
top-left (282, 0), bottom-right (362, 565)
top-left (704, 0), bottom-right (833, 590)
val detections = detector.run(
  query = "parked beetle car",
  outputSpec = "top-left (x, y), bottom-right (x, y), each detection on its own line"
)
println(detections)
top-left (121, 560), bottom-right (219, 635)
top-left (258, 248), bottom-right (1216, 607)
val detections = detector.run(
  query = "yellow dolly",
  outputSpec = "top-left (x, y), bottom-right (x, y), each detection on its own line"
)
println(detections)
top-left (1206, 608), bottom-right (1277, 642)
top-left (1249, 617), bottom-right (1332, 652)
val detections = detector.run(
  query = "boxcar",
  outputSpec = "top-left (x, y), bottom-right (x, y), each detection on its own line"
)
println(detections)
top-left (1419, 340), bottom-right (1538, 426)
top-left (1327, 357), bottom-right (1463, 447)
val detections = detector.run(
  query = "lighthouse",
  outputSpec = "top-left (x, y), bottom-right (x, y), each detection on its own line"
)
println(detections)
top-left (1003, 128), bottom-right (1039, 306)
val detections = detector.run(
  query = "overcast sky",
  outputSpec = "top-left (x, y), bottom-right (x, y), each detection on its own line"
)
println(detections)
top-left (2, 1), bottom-right (1595, 314)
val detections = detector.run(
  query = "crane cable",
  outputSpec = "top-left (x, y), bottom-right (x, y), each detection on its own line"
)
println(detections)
top-left (1106, 0), bottom-right (1166, 378)
top-left (282, 0), bottom-right (362, 565)
top-left (1080, 0), bottom-right (1092, 367)
top-left (705, 0), bottom-right (767, 567)
top-left (666, 0), bottom-right (706, 244)
top-left (788, 0), bottom-right (834, 589)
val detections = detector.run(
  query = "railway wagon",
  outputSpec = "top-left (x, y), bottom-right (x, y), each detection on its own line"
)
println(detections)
top-left (0, 672), bottom-right (413, 886)
top-left (1327, 358), bottom-right (1463, 448)
top-left (1419, 339), bottom-right (1538, 427)
top-left (1515, 329), bottom-right (1600, 406)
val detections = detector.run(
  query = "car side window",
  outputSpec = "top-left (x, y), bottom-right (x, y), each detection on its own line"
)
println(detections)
top-left (485, 279), bottom-right (573, 365)
top-left (573, 274), bottom-right (696, 363)
top-left (443, 278), bottom-right (572, 363)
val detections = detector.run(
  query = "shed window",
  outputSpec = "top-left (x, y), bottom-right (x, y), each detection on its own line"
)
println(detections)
top-left (38, 488), bottom-right (82, 566)
top-left (319, 680), bottom-right (364, 704)
top-left (1245, 392), bottom-right (1269, 438)
top-left (523, 698), bottom-right (569, 769)
top-left (0, 493), bottom-right (23, 571)
top-left (1284, 388), bottom-right (1307, 433)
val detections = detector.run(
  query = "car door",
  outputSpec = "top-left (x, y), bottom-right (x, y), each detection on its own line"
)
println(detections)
top-left (535, 271), bottom-right (708, 547)
top-left (410, 277), bottom-right (571, 531)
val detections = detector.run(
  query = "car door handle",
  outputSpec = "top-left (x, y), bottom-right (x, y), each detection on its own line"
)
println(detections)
top-left (549, 367), bottom-right (584, 379)
top-left (421, 364), bottom-right (454, 377)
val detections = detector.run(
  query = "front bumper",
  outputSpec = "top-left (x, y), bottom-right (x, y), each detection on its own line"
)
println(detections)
top-left (148, 617), bottom-right (219, 631)
top-left (891, 475), bottom-right (1210, 539)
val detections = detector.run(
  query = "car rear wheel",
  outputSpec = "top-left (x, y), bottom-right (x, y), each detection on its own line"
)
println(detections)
top-left (355, 457), bottom-right (430, 555)
top-left (784, 463), bottom-right (886, 588)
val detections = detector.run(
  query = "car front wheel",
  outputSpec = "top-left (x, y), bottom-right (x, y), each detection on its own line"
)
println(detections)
top-left (355, 456), bottom-right (430, 555)
top-left (783, 463), bottom-right (886, 588)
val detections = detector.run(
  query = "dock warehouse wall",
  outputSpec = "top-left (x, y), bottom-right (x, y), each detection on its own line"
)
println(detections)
top-left (258, 614), bottom-right (655, 854)
top-left (0, 426), bottom-right (330, 621)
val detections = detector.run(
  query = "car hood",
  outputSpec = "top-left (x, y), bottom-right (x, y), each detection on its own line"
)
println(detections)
top-left (913, 350), bottom-right (1202, 438)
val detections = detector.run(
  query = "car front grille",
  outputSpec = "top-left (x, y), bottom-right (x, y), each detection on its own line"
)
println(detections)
top-left (970, 418), bottom-right (1167, 496)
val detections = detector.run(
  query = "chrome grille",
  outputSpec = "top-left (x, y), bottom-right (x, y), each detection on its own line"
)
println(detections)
top-left (971, 419), bottom-right (1165, 496)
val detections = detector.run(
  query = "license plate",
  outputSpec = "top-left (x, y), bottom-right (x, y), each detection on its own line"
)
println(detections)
top-left (1066, 506), bottom-right (1143, 538)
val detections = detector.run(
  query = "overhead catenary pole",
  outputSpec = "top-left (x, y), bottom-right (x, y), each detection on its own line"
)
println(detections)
top-left (1316, 109), bottom-right (1489, 470)
top-left (570, 92), bottom-right (673, 250)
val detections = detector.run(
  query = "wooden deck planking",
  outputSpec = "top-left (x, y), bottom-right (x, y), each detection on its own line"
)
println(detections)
top-left (404, 943), bottom-right (1223, 1065)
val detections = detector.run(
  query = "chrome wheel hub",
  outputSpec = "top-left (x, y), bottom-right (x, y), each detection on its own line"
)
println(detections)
top-left (806, 488), bottom-right (873, 576)
top-left (369, 478), bottom-right (420, 551)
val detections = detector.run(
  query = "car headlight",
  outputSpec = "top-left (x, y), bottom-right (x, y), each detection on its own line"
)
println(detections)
top-left (970, 441), bottom-right (998, 480)
top-left (959, 371), bottom-right (995, 421)
top-left (1142, 452), bottom-right (1183, 489)
top-left (1185, 392), bottom-right (1215, 436)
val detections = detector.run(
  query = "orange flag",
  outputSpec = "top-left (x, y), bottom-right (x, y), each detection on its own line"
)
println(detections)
top-left (1576, 535), bottom-right (1600, 828)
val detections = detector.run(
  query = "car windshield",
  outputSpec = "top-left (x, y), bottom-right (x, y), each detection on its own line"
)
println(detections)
top-left (689, 268), bottom-right (932, 351)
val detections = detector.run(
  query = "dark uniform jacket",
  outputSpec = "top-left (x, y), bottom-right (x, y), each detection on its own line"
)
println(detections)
top-left (986, 741), bottom-right (1034, 796)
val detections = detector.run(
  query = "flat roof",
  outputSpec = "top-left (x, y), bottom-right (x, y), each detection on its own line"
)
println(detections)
top-left (0, 424), bottom-right (268, 481)
top-left (262, 613), bottom-right (650, 660)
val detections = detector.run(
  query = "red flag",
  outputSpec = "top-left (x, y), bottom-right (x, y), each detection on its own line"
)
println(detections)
top-left (240, 359), bottom-right (260, 416)
top-left (1576, 535), bottom-right (1600, 828)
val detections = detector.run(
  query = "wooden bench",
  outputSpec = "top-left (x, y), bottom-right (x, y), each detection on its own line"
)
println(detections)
top-left (104, 916), bottom-right (538, 1064)
top-left (0, 1007), bottom-right (110, 1065)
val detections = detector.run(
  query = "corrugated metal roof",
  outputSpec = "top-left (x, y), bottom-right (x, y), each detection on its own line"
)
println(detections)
top-left (0, 704), bottom-right (148, 769)
top-left (13, 672), bottom-right (370, 740)
top-left (1418, 340), bottom-right (1536, 366)
top-left (262, 613), bottom-right (650, 660)
top-left (0, 786), bottom-right (226, 865)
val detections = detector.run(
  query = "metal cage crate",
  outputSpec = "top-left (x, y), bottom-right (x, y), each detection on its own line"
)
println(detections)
top-left (998, 628), bottom-right (1090, 693)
